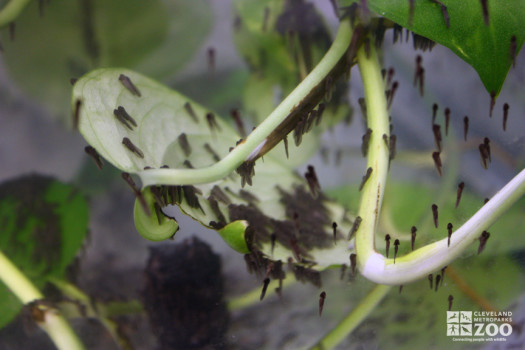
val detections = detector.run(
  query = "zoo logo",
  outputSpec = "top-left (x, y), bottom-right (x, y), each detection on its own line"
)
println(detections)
top-left (446, 311), bottom-right (513, 339)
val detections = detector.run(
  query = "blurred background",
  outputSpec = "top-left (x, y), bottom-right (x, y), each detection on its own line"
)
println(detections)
top-left (0, 0), bottom-right (523, 349)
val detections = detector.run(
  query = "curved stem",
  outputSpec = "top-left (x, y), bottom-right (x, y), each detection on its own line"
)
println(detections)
top-left (352, 29), bottom-right (525, 285)
top-left (309, 284), bottom-right (391, 350)
top-left (361, 167), bottom-right (525, 284)
top-left (138, 19), bottom-right (354, 187)
top-left (0, 0), bottom-right (31, 27)
top-left (0, 250), bottom-right (85, 350)
top-left (354, 42), bottom-right (390, 271)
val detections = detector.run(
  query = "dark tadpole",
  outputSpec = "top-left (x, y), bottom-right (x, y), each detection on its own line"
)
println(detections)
top-left (393, 239), bottom-right (400, 263)
top-left (463, 116), bottom-right (469, 141)
top-left (84, 146), bottom-right (103, 170)
top-left (361, 128), bottom-right (373, 157)
top-left (480, 0), bottom-right (489, 26)
top-left (503, 103), bottom-right (509, 131)
top-left (432, 151), bottom-right (442, 176)
top-left (118, 74), bottom-right (141, 97)
top-left (304, 165), bottom-right (321, 197)
top-left (350, 253), bottom-right (357, 275)
top-left (207, 47), bottom-right (216, 75)
top-left (432, 124), bottom-right (442, 151)
top-left (510, 36), bottom-right (517, 68)
top-left (348, 216), bottom-right (362, 240)
top-left (260, 278), bottom-right (271, 301)
top-left (122, 137), bottom-right (144, 158)
top-left (359, 167), bottom-right (373, 191)
top-left (489, 91), bottom-right (496, 118)
top-left (478, 231), bottom-right (490, 254)
top-left (432, 103), bottom-right (439, 124)
top-left (73, 99), bottom-right (82, 130)
top-left (432, 204), bottom-right (439, 228)
top-left (231, 109), bottom-right (247, 138)
top-left (184, 102), bottom-right (199, 123)
top-left (177, 133), bottom-right (191, 157)
top-left (385, 234), bottom-right (391, 258)
top-left (319, 291), bottom-right (326, 316)
top-left (411, 226), bottom-right (417, 251)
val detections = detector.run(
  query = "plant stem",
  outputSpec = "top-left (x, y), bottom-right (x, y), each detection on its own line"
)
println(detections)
top-left (0, 250), bottom-right (85, 350)
top-left (49, 277), bottom-right (141, 349)
top-left (0, 0), bottom-right (31, 27)
top-left (228, 276), bottom-right (296, 311)
top-left (139, 19), bottom-right (354, 187)
top-left (354, 40), bottom-right (390, 271)
top-left (309, 284), bottom-right (391, 350)
top-left (352, 27), bottom-right (525, 285)
top-left (361, 168), bottom-right (525, 284)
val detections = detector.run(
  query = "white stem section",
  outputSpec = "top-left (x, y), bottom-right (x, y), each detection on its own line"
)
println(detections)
top-left (361, 168), bottom-right (525, 285)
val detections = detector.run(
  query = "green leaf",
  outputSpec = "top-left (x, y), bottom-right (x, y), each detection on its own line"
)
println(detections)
top-left (73, 68), bottom-right (356, 273)
top-left (218, 220), bottom-right (251, 254)
top-left (0, 175), bottom-right (89, 328)
top-left (339, 0), bottom-right (525, 95)
top-left (134, 188), bottom-right (178, 242)
top-left (0, 0), bottom-right (212, 122)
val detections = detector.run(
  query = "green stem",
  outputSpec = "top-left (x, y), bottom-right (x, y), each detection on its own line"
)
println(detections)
top-left (0, 250), bottom-right (85, 350)
top-left (0, 0), bottom-right (31, 27)
top-left (354, 41), bottom-right (390, 270)
top-left (351, 29), bottom-right (525, 285)
top-left (49, 277), bottom-right (142, 349)
top-left (228, 276), bottom-right (296, 311)
top-left (309, 284), bottom-right (391, 350)
top-left (138, 19), bottom-right (354, 187)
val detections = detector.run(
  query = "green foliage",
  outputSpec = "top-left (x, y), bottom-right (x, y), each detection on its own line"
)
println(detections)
top-left (73, 67), bottom-right (355, 269)
top-left (339, 0), bottom-right (525, 95)
top-left (0, 0), bottom-right (212, 121)
top-left (0, 175), bottom-right (88, 328)
top-left (134, 188), bottom-right (178, 242)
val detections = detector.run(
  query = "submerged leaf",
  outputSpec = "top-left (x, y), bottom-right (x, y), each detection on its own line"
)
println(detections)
top-left (0, 175), bottom-right (88, 329)
top-left (73, 68), bottom-right (355, 274)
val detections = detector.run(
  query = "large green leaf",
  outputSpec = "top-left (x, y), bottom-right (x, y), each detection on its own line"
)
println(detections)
top-left (339, 0), bottom-right (525, 95)
top-left (73, 68), bottom-right (356, 274)
top-left (0, 0), bottom-right (212, 122)
top-left (0, 175), bottom-right (89, 328)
